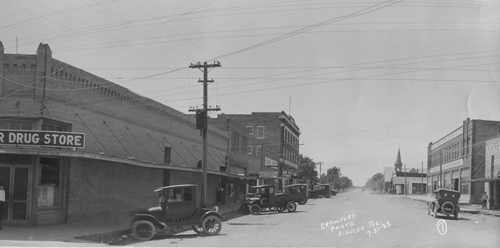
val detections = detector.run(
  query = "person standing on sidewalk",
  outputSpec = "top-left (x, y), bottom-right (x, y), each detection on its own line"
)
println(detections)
top-left (481, 192), bottom-right (489, 209)
top-left (0, 182), bottom-right (5, 230)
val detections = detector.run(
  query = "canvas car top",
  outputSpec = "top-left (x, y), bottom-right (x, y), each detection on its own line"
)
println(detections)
top-left (250, 185), bottom-right (273, 188)
top-left (284, 184), bottom-right (307, 188)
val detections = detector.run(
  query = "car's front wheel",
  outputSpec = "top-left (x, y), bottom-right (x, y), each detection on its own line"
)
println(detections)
top-left (202, 215), bottom-right (222, 235)
top-left (131, 220), bottom-right (156, 241)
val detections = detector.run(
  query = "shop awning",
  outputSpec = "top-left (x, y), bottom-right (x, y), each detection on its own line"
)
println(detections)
top-left (0, 148), bottom-right (238, 178)
top-left (470, 177), bottom-right (500, 183)
top-left (279, 158), bottom-right (298, 170)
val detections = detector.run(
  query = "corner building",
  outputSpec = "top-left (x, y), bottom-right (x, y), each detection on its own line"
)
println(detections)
top-left (217, 112), bottom-right (300, 190)
top-left (0, 42), bottom-right (235, 226)
top-left (427, 118), bottom-right (500, 203)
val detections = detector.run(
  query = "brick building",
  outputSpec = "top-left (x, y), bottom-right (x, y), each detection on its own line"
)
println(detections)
top-left (208, 116), bottom-right (257, 205)
top-left (0, 42), bottom-right (239, 226)
top-left (217, 112), bottom-right (300, 190)
top-left (427, 118), bottom-right (500, 204)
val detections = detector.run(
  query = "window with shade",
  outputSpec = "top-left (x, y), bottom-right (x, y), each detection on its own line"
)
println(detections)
top-left (38, 157), bottom-right (61, 208)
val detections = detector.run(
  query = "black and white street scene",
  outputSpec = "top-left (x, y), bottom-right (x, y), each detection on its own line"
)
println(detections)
top-left (0, 1), bottom-right (499, 247)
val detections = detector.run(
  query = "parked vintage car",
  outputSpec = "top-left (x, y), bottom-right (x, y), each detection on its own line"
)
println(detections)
top-left (427, 188), bottom-right (461, 220)
top-left (283, 184), bottom-right (308, 205)
top-left (308, 184), bottom-right (332, 198)
top-left (239, 185), bottom-right (300, 215)
top-left (330, 188), bottom-right (338, 196)
top-left (130, 184), bottom-right (222, 241)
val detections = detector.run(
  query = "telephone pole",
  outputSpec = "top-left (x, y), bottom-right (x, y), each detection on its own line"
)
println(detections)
top-left (317, 162), bottom-right (323, 183)
top-left (189, 61), bottom-right (221, 208)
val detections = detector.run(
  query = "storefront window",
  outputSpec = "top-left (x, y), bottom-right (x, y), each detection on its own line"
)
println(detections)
top-left (38, 157), bottom-right (61, 207)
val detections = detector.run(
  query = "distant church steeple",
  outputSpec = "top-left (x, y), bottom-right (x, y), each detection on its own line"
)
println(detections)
top-left (395, 148), bottom-right (403, 172)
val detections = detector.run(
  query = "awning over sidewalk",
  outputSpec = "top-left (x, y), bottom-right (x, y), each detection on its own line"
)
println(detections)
top-left (279, 158), bottom-right (298, 170)
top-left (470, 178), bottom-right (500, 183)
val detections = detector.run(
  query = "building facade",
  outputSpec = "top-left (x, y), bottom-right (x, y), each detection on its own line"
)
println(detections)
top-left (427, 118), bottom-right (500, 203)
top-left (0, 42), bottom-right (240, 226)
top-left (217, 112), bottom-right (300, 190)
top-left (208, 116), bottom-right (258, 205)
top-left (385, 149), bottom-right (426, 195)
top-left (476, 136), bottom-right (500, 209)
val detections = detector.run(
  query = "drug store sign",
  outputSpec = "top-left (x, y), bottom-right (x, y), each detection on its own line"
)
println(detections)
top-left (0, 130), bottom-right (85, 148)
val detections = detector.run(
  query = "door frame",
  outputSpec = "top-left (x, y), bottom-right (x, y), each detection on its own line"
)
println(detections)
top-left (0, 164), bottom-right (33, 226)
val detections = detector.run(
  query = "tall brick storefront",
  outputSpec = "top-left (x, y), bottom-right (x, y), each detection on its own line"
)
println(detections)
top-left (0, 42), bottom-right (236, 226)
top-left (427, 118), bottom-right (500, 204)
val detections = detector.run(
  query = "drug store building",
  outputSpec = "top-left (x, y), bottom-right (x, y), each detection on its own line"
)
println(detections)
top-left (0, 42), bottom-right (241, 226)
top-left (427, 118), bottom-right (500, 204)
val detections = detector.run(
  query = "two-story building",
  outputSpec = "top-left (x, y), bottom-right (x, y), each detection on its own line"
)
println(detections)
top-left (427, 118), bottom-right (500, 203)
top-left (217, 112), bottom-right (300, 190)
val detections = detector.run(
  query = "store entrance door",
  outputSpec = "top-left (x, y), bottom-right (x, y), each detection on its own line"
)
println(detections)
top-left (0, 165), bottom-right (31, 225)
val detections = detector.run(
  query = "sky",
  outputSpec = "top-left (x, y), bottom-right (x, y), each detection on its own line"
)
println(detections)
top-left (1, 0), bottom-right (499, 186)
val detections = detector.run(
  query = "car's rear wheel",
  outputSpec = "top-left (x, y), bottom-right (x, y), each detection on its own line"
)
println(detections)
top-left (325, 193), bottom-right (331, 198)
top-left (192, 225), bottom-right (204, 234)
top-left (131, 220), bottom-right (156, 241)
top-left (202, 215), bottom-right (222, 235)
top-left (286, 201), bottom-right (297, 212)
top-left (250, 204), bottom-right (261, 215)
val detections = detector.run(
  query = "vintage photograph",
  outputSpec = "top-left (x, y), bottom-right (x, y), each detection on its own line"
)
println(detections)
top-left (0, 0), bottom-right (499, 247)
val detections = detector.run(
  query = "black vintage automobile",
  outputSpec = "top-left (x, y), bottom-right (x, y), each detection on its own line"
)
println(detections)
top-left (130, 184), bottom-right (222, 241)
top-left (308, 184), bottom-right (332, 198)
top-left (283, 184), bottom-right (309, 205)
top-left (427, 188), bottom-right (461, 220)
top-left (240, 185), bottom-right (300, 215)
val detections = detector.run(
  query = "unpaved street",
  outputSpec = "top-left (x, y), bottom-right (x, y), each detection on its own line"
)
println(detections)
top-left (138, 189), bottom-right (500, 247)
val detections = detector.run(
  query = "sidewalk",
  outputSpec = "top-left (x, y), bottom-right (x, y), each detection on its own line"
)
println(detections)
top-left (0, 202), bottom-right (242, 246)
top-left (401, 194), bottom-right (500, 217)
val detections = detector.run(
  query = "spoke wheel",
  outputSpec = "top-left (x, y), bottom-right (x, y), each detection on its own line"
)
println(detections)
top-left (192, 225), bottom-right (204, 234)
top-left (131, 220), bottom-right (156, 241)
top-left (202, 215), bottom-right (222, 235)
top-left (286, 201), bottom-right (297, 212)
top-left (250, 204), bottom-right (261, 215)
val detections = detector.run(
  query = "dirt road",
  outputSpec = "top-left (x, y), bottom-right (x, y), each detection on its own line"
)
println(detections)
top-left (140, 189), bottom-right (500, 247)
